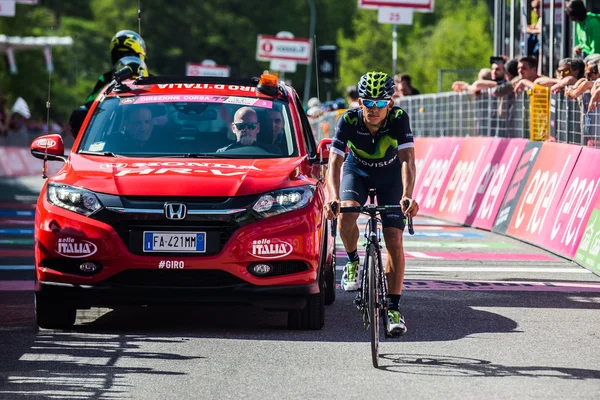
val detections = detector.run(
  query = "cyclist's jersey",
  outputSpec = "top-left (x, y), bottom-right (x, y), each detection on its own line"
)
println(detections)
top-left (331, 106), bottom-right (414, 171)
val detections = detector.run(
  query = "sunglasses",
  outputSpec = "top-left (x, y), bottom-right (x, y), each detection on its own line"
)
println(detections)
top-left (234, 122), bottom-right (258, 130)
top-left (557, 68), bottom-right (571, 76)
top-left (361, 99), bottom-right (390, 109)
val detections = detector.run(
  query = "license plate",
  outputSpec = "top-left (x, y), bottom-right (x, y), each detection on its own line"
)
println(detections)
top-left (143, 231), bottom-right (206, 253)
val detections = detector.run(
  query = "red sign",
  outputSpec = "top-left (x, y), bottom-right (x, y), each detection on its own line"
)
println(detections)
top-left (543, 147), bottom-right (600, 257)
top-left (506, 142), bottom-right (581, 243)
top-left (436, 137), bottom-right (499, 223)
top-left (359, 0), bottom-right (435, 11)
top-left (414, 137), bottom-right (464, 215)
top-left (256, 35), bottom-right (312, 63)
top-left (466, 139), bottom-right (528, 230)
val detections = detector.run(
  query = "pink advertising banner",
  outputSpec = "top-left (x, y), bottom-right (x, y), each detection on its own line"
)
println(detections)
top-left (506, 142), bottom-right (581, 244)
top-left (540, 147), bottom-right (600, 257)
top-left (466, 138), bottom-right (529, 230)
top-left (435, 137), bottom-right (499, 223)
top-left (414, 137), bottom-right (465, 216)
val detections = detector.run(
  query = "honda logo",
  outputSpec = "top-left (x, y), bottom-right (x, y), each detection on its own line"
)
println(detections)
top-left (164, 202), bottom-right (187, 220)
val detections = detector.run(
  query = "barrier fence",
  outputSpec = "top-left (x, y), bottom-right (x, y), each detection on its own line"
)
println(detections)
top-left (310, 89), bottom-right (600, 275)
top-left (310, 87), bottom-right (600, 147)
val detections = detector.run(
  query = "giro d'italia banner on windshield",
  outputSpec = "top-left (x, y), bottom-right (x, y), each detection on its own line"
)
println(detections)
top-left (574, 195), bottom-right (600, 274)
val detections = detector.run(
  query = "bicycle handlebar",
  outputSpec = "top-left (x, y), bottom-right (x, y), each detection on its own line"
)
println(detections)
top-left (329, 201), bottom-right (415, 236)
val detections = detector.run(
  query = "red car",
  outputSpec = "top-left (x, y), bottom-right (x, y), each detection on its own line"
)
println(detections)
top-left (30, 73), bottom-right (336, 330)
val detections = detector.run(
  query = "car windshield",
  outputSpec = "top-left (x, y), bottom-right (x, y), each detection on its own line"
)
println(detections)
top-left (78, 95), bottom-right (298, 158)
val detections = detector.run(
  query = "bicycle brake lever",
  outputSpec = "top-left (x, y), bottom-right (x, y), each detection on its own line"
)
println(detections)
top-left (403, 200), bottom-right (415, 235)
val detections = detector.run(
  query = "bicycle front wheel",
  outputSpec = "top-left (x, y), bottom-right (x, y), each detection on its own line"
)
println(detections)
top-left (368, 244), bottom-right (380, 368)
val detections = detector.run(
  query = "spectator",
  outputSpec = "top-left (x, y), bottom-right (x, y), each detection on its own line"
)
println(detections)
top-left (306, 97), bottom-right (322, 119)
top-left (346, 86), bottom-right (359, 108)
top-left (451, 57), bottom-right (506, 93)
top-left (566, 0), bottom-right (600, 57)
top-left (491, 59), bottom-right (507, 83)
top-left (566, 54), bottom-right (600, 99)
top-left (549, 58), bottom-right (585, 93)
top-left (392, 74), bottom-right (420, 100)
top-left (478, 68), bottom-right (492, 81)
top-left (491, 59), bottom-right (519, 97)
top-left (526, 0), bottom-right (542, 59)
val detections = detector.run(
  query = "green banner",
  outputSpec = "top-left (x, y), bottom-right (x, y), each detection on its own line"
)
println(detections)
top-left (574, 209), bottom-right (600, 275)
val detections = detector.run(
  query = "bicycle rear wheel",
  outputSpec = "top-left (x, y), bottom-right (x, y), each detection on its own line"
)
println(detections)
top-left (368, 244), bottom-right (380, 368)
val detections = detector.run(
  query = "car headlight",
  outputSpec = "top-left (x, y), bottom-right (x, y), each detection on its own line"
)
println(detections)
top-left (47, 183), bottom-right (103, 216)
top-left (252, 185), bottom-right (315, 218)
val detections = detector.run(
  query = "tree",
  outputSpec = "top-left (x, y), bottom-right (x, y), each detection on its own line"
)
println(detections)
top-left (337, 0), bottom-right (493, 94)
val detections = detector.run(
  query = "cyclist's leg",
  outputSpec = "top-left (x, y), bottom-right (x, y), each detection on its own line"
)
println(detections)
top-left (375, 168), bottom-right (407, 334)
top-left (339, 164), bottom-right (368, 291)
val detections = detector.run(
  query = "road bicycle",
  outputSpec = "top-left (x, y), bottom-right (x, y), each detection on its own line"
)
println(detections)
top-left (331, 190), bottom-right (414, 368)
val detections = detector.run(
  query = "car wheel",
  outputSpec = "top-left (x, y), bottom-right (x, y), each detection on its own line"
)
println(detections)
top-left (324, 251), bottom-right (336, 305)
top-left (287, 285), bottom-right (325, 330)
top-left (35, 293), bottom-right (76, 330)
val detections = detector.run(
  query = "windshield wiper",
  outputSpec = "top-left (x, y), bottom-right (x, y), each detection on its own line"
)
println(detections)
top-left (78, 150), bottom-right (119, 157)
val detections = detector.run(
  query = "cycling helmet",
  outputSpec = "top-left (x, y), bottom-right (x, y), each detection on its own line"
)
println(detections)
top-left (110, 30), bottom-right (147, 64)
top-left (357, 71), bottom-right (395, 99)
top-left (113, 56), bottom-right (149, 78)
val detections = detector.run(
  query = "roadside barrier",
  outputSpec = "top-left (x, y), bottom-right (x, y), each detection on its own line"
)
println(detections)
top-left (0, 146), bottom-right (63, 177)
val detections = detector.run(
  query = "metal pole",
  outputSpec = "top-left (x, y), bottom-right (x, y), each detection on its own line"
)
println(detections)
top-left (303, 0), bottom-right (316, 105)
top-left (549, 0), bottom-right (555, 73)
top-left (510, 0), bottom-right (516, 58)
top-left (392, 24), bottom-right (398, 76)
top-left (493, 0), bottom-right (501, 55)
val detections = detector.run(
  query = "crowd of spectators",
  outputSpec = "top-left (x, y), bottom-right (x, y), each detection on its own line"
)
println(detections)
top-left (0, 92), bottom-right (73, 148)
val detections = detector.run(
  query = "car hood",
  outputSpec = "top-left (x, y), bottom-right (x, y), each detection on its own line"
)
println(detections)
top-left (55, 154), bottom-right (313, 197)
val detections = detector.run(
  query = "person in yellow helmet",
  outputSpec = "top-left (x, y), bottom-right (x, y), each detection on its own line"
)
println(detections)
top-left (83, 30), bottom-right (147, 108)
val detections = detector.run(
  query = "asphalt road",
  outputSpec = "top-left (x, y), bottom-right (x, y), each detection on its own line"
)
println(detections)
top-left (0, 176), bottom-right (599, 399)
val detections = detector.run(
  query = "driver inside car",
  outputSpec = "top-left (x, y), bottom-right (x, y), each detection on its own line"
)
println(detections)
top-left (217, 106), bottom-right (280, 154)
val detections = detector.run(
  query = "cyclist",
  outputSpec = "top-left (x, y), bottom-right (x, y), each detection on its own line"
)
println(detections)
top-left (323, 71), bottom-right (419, 336)
top-left (84, 30), bottom-right (147, 108)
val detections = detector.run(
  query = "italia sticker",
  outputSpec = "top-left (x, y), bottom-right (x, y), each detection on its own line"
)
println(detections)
top-left (56, 237), bottom-right (98, 258)
top-left (250, 239), bottom-right (293, 259)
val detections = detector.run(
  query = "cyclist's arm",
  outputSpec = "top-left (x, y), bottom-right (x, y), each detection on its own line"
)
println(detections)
top-left (398, 147), bottom-right (416, 198)
top-left (324, 111), bottom-right (352, 215)
top-left (326, 152), bottom-right (344, 202)
top-left (395, 108), bottom-right (416, 199)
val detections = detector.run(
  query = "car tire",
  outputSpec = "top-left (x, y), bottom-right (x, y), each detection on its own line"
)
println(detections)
top-left (35, 293), bottom-right (76, 330)
top-left (287, 287), bottom-right (325, 330)
top-left (324, 251), bottom-right (336, 305)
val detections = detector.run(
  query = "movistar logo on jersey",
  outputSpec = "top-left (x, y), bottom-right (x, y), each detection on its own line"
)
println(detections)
top-left (393, 109), bottom-right (403, 118)
top-left (343, 113), bottom-right (359, 126)
top-left (348, 135), bottom-right (398, 160)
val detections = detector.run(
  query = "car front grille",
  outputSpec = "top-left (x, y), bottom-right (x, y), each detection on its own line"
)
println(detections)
top-left (249, 261), bottom-right (309, 276)
top-left (104, 269), bottom-right (245, 288)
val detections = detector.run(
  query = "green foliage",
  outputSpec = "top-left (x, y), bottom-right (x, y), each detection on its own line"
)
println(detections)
top-left (0, 0), bottom-right (491, 123)
top-left (337, 0), bottom-right (493, 94)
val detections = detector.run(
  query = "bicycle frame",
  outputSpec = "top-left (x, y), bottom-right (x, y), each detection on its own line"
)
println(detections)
top-left (331, 193), bottom-right (414, 368)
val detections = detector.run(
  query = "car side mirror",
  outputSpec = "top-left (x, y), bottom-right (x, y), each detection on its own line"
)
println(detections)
top-left (68, 106), bottom-right (89, 139)
top-left (30, 134), bottom-right (66, 162)
top-left (314, 138), bottom-right (332, 165)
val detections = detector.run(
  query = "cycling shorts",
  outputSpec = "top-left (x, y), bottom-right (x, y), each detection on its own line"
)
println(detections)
top-left (339, 161), bottom-right (405, 230)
